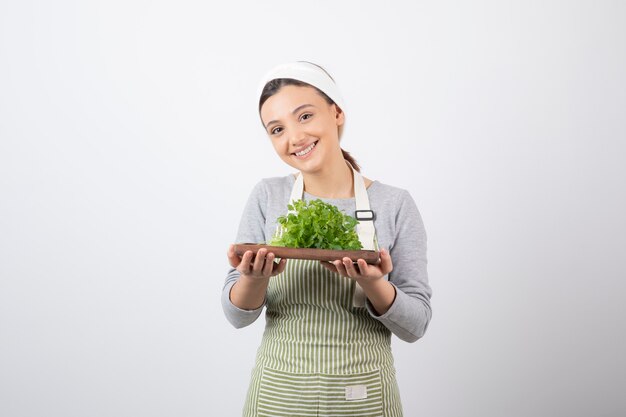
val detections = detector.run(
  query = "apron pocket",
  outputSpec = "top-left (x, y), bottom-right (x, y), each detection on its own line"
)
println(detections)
top-left (318, 369), bottom-right (383, 417)
top-left (257, 367), bottom-right (383, 417)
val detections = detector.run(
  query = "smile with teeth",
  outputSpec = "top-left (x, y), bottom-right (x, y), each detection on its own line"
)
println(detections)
top-left (294, 141), bottom-right (318, 157)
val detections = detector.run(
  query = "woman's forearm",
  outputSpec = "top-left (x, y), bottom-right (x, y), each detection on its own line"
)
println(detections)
top-left (229, 274), bottom-right (270, 310)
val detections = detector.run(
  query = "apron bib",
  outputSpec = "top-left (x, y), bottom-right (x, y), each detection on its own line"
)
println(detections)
top-left (242, 164), bottom-right (403, 417)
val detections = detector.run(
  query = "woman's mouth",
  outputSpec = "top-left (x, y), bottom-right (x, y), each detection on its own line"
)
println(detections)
top-left (293, 140), bottom-right (318, 159)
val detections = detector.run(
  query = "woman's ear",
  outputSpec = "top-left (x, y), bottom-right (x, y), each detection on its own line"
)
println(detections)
top-left (334, 104), bottom-right (345, 126)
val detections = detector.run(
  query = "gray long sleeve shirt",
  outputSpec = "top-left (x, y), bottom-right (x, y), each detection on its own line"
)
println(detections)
top-left (222, 174), bottom-right (432, 343)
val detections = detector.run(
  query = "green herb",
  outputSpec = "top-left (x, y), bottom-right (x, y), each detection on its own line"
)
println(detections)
top-left (269, 199), bottom-right (363, 250)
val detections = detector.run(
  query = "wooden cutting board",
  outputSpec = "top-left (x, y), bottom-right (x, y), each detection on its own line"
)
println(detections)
top-left (233, 243), bottom-right (380, 264)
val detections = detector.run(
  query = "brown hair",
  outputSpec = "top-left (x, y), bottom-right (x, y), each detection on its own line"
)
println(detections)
top-left (258, 74), bottom-right (361, 172)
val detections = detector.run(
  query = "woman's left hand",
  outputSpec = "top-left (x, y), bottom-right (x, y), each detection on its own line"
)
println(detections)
top-left (320, 248), bottom-right (393, 283)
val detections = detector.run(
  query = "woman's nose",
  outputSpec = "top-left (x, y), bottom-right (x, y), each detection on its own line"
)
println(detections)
top-left (289, 128), bottom-right (307, 147)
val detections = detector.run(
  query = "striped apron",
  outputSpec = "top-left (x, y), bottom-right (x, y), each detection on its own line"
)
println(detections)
top-left (242, 164), bottom-right (403, 416)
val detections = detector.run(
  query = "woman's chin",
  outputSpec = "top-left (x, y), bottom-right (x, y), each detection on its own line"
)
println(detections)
top-left (289, 154), bottom-right (319, 170)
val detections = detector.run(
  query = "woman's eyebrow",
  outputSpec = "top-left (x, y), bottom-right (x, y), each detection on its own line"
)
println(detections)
top-left (265, 104), bottom-right (316, 129)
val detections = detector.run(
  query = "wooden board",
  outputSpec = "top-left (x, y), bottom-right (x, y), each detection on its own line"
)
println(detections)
top-left (233, 243), bottom-right (380, 264)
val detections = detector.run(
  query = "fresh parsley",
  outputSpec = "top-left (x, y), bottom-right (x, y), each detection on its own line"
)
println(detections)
top-left (269, 199), bottom-right (363, 250)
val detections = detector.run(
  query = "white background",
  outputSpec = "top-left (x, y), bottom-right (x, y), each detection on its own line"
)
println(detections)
top-left (1, 1), bottom-right (625, 416)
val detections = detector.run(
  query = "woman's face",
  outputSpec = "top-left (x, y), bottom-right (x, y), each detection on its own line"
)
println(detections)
top-left (260, 84), bottom-right (345, 173)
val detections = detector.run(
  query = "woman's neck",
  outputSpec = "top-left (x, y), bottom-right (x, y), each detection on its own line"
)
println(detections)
top-left (301, 158), bottom-right (354, 199)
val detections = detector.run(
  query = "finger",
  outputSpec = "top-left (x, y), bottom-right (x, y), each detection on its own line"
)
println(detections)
top-left (273, 258), bottom-right (287, 275)
top-left (333, 260), bottom-right (348, 277)
top-left (379, 248), bottom-right (393, 274)
top-left (252, 248), bottom-right (267, 274)
top-left (356, 258), bottom-right (369, 276)
top-left (342, 257), bottom-right (358, 278)
top-left (262, 252), bottom-right (275, 276)
top-left (238, 250), bottom-right (254, 275)
top-left (320, 261), bottom-right (338, 273)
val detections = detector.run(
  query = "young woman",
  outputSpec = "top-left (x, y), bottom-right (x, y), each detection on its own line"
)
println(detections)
top-left (222, 61), bottom-right (432, 417)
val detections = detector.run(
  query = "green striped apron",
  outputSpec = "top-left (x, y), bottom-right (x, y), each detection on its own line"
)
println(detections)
top-left (242, 164), bottom-right (404, 416)
top-left (242, 259), bottom-right (404, 416)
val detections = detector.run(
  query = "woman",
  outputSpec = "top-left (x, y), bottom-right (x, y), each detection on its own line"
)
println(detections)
top-left (222, 61), bottom-right (432, 417)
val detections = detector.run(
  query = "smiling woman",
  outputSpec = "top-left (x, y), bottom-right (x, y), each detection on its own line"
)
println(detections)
top-left (259, 70), bottom-right (360, 174)
top-left (222, 61), bottom-right (432, 417)
top-left (260, 84), bottom-right (345, 179)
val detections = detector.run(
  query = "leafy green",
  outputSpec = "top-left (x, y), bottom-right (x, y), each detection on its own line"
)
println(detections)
top-left (269, 199), bottom-right (363, 250)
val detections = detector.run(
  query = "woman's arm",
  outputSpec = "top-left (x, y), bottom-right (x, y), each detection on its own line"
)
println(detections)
top-left (366, 189), bottom-right (432, 342)
top-left (321, 189), bottom-right (432, 342)
top-left (222, 180), bottom-right (274, 328)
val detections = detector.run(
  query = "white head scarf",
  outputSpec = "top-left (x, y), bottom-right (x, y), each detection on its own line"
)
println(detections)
top-left (256, 61), bottom-right (345, 113)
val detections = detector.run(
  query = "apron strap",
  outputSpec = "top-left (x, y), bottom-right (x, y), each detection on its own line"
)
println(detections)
top-left (351, 164), bottom-right (376, 251)
top-left (346, 161), bottom-right (373, 307)
top-left (289, 172), bottom-right (305, 209)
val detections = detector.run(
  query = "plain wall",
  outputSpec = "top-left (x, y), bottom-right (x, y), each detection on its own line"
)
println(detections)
top-left (1, 1), bottom-right (625, 416)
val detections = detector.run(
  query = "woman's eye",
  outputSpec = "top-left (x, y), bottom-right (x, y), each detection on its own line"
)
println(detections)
top-left (300, 113), bottom-right (313, 121)
top-left (271, 127), bottom-right (283, 135)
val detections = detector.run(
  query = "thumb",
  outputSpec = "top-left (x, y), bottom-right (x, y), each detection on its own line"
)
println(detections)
top-left (379, 248), bottom-right (393, 274)
top-left (227, 244), bottom-right (241, 267)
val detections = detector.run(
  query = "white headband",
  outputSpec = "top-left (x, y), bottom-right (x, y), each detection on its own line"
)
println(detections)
top-left (257, 61), bottom-right (345, 112)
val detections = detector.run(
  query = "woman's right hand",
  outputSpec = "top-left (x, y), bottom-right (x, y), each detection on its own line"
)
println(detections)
top-left (227, 244), bottom-right (287, 280)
